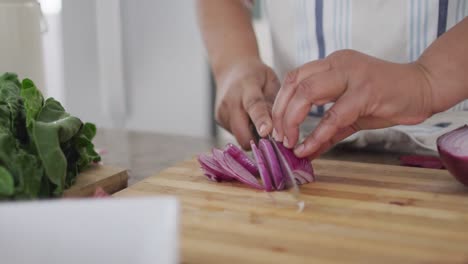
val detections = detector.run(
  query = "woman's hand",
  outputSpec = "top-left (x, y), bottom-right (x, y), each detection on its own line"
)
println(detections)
top-left (216, 58), bottom-right (280, 149)
top-left (272, 50), bottom-right (435, 158)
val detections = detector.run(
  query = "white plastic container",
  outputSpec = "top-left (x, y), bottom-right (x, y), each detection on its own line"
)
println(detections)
top-left (0, 0), bottom-right (44, 91)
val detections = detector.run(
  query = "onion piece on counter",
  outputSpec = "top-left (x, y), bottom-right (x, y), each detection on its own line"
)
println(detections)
top-left (259, 139), bottom-right (285, 190)
top-left (224, 152), bottom-right (263, 189)
top-left (225, 143), bottom-right (259, 176)
top-left (212, 149), bottom-right (238, 180)
top-left (437, 125), bottom-right (468, 186)
top-left (198, 153), bottom-right (234, 182)
top-left (399, 155), bottom-right (444, 169)
top-left (251, 140), bottom-right (274, 192)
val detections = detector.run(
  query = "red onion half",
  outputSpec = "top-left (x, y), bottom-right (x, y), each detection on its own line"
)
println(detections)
top-left (437, 125), bottom-right (468, 186)
top-left (197, 139), bottom-right (315, 191)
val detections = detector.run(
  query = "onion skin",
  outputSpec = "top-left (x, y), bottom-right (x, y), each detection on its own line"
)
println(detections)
top-left (437, 125), bottom-right (468, 186)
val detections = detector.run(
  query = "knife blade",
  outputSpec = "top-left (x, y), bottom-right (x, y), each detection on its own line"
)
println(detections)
top-left (268, 135), bottom-right (304, 211)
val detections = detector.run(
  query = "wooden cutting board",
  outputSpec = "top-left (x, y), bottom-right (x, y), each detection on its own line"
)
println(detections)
top-left (63, 165), bottom-right (128, 197)
top-left (115, 158), bottom-right (468, 264)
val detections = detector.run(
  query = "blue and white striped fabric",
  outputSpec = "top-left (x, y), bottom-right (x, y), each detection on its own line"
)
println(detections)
top-left (264, 0), bottom-right (468, 115)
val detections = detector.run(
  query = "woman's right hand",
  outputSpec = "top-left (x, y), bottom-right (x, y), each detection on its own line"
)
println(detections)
top-left (215, 58), bottom-right (280, 150)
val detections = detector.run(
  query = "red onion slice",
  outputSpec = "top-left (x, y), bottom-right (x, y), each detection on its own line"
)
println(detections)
top-left (212, 149), bottom-right (239, 179)
top-left (198, 153), bottom-right (234, 182)
top-left (225, 143), bottom-right (258, 175)
top-left (250, 140), bottom-right (274, 192)
top-left (276, 142), bottom-right (315, 183)
top-left (259, 139), bottom-right (285, 190)
top-left (224, 152), bottom-right (263, 189)
top-left (437, 125), bottom-right (468, 186)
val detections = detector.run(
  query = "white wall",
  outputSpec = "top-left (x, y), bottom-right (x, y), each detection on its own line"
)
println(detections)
top-left (60, 0), bottom-right (210, 137)
top-left (62, 0), bottom-right (109, 126)
top-left (120, 0), bottom-right (210, 137)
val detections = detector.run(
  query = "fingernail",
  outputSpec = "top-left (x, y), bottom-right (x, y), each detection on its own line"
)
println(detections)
top-left (259, 124), bottom-right (267, 136)
top-left (272, 128), bottom-right (280, 141)
top-left (283, 136), bottom-right (289, 148)
top-left (294, 144), bottom-right (305, 155)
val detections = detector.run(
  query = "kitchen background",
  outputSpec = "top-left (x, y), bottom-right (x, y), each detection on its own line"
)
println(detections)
top-left (1, 0), bottom-right (273, 141)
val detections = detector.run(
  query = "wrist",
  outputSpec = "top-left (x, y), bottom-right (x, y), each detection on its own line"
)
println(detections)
top-left (213, 56), bottom-right (263, 87)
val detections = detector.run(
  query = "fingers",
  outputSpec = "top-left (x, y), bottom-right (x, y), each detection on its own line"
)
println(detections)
top-left (306, 125), bottom-right (358, 160)
top-left (298, 116), bottom-right (396, 159)
top-left (272, 59), bottom-right (331, 142)
top-left (281, 70), bottom-right (347, 148)
top-left (242, 76), bottom-right (279, 138)
top-left (293, 94), bottom-right (360, 157)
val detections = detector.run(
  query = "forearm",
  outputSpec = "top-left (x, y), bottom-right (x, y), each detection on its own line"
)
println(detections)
top-left (417, 17), bottom-right (468, 113)
top-left (196, 0), bottom-right (260, 80)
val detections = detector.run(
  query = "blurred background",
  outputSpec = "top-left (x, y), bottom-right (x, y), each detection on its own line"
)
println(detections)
top-left (0, 0), bottom-right (272, 141)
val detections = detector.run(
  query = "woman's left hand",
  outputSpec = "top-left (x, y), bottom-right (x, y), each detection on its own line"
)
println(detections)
top-left (271, 50), bottom-right (435, 159)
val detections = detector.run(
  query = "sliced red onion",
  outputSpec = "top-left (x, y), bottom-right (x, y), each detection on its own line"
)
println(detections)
top-left (276, 142), bottom-right (315, 183)
top-left (292, 172), bottom-right (308, 185)
top-left (212, 149), bottom-right (239, 180)
top-left (259, 139), bottom-right (285, 190)
top-left (197, 153), bottom-right (234, 182)
top-left (223, 151), bottom-right (263, 189)
top-left (250, 140), bottom-right (274, 192)
top-left (225, 143), bottom-right (258, 175)
top-left (437, 125), bottom-right (468, 186)
top-left (196, 140), bottom-right (315, 192)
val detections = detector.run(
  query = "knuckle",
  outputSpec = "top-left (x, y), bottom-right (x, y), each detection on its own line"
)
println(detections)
top-left (327, 49), bottom-right (358, 67)
top-left (244, 96), bottom-right (264, 114)
top-left (271, 109), bottom-right (281, 122)
top-left (322, 109), bottom-right (340, 127)
top-left (351, 123), bottom-right (361, 132)
top-left (284, 69), bottom-right (299, 86)
top-left (297, 80), bottom-right (319, 101)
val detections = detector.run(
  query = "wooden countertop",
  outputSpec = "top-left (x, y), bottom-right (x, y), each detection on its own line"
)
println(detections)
top-left (115, 158), bottom-right (468, 263)
top-left (63, 165), bottom-right (128, 197)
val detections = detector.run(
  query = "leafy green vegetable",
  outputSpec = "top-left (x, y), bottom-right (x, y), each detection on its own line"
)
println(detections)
top-left (0, 166), bottom-right (14, 196)
top-left (21, 78), bottom-right (44, 126)
top-left (0, 73), bottom-right (101, 199)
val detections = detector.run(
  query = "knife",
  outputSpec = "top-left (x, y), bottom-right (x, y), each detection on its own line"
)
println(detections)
top-left (268, 135), bottom-right (304, 211)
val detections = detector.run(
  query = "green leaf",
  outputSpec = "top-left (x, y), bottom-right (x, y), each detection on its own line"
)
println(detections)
top-left (0, 132), bottom-right (43, 199)
top-left (20, 78), bottom-right (44, 126)
top-left (82, 122), bottom-right (97, 140)
top-left (0, 166), bottom-right (14, 196)
top-left (31, 98), bottom-right (82, 195)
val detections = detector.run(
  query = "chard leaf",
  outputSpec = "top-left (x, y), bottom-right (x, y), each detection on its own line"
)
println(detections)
top-left (0, 166), bottom-right (14, 196)
top-left (20, 78), bottom-right (43, 126)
